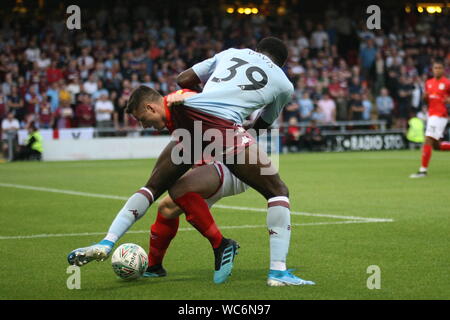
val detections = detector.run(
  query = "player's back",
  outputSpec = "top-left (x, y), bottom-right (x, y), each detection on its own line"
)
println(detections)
top-left (184, 48), bottom-right (294, 124)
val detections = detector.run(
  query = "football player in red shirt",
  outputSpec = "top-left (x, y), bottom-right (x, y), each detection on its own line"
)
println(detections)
top-left (410, 59), bottom-right (450, 178)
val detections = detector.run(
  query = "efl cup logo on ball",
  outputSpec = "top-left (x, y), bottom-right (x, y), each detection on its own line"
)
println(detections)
top-left (111, 243), bottom-right (148, 280)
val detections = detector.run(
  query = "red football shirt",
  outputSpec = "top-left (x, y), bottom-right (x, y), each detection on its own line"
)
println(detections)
top-left (163, 89), bottom-right (196, 132)
top-left (425, 77), bottom-right (450, 117)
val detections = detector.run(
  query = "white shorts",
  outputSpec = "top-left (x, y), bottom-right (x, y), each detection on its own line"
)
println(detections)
top-left (205, 162), bottom-right (249, 208)
top-left (425, 116), bottom-right (448, 140)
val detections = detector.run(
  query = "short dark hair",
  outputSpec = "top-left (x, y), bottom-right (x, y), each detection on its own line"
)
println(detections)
top-left (433, 58), bottom-right (445, 66)
top-left (256, 37), bottom-right (288, 67)
top-left (28, 121), bottom-right (37, 131)
top-left (125, 85), bottom-right (162, 114)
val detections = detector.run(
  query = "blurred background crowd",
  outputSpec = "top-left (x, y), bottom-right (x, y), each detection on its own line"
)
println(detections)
top-left (0, 0), bottom-right (449, 153)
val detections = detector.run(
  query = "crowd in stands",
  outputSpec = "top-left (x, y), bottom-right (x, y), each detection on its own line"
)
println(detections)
top-left (0, 1), bottom-right (449, 152)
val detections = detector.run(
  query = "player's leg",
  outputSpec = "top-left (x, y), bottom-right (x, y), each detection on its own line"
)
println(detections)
top-left (411, 116), bottom-right (449, 178)
top-left (144, 195), bottom-right (182, 278)
top-left (145, 163), bottom-right (239, 281)
top-left (224, 143), bottom-right (314, 286)
top-left (67, 140), bottom-right (191, 266)
top-left (169, 163), bottom-right (240, 284)
top-left (145, 164), bottom-right (223, 277)
top-left (439, 141), bottom-right (450, 150)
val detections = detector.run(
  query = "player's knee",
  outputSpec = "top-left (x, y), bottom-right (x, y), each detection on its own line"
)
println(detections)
top-left (158, 199), bottom-right (177, 219)
top-left (267, 179), bottom-right (289, 199)
top-left (168, 178), bottom-right (195, 200)
top-left (277, 182), bottom-right (289, 198)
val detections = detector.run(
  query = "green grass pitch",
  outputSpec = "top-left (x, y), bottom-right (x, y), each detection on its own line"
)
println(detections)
top-left (0, 150), bottom-right (449, 300)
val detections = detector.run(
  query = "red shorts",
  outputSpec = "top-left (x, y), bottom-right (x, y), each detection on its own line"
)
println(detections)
top-left (169, 106), bottom-right (256, 163)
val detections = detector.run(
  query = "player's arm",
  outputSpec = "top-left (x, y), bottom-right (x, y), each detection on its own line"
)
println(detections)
top-left (244, 115), bottom-right (272, 132)
top-left (177, 51), bottom-right (226, 91)
top-left (246, 89), bottom-right (294, 134)
top-left (176, 69), bottom-right (202, 92)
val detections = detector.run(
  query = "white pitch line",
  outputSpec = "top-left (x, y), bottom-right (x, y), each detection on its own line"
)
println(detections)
top-left (0, 182), bottom-right (393, 223)
top-left (213, 204), bottom-right (392, 222)
top-left (0, 220), bottom-right (381, 240)
top-left (0, 183), bottom-right (128, 201)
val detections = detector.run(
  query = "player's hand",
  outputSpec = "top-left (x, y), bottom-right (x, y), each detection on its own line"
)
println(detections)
top-left (166, 92), bottom-right (185, 106)
top-left (167, 91), bottom-right (198, 106)
top-left (242, 120), bottom-right (254, 131)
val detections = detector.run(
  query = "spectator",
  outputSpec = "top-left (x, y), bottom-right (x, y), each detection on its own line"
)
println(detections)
top-left (83, 74), bottom-right (98, 95)
top-left (374, 52), bottom-right (385, 94)
top-left (77, 47), bottom-right (95, 80)
top-left (142, 74), bottom-right (155, 89)
top-left (15, 122), bottom-right (43, 161)
top-left (75, 94), bottom-right (95, 128)
top-left (0, 92), bottom-right (6, 122)
top-left (411, 76), bottom-right (423, 112)
top-left (298, 92), bottom-right (314, 122)
top-left (396, 76), bottom-right (414, 129)
top-left (348, 93), bottom-right (364, 121)
top-left (317, 93), bottom-right (336, 124)
top-left (283, 101), bottom-right (300, 122)
top-left (2, 73), bottom-right (15, 96)
top-left (349, 76), bottom-right (362, 95)
top-left (95, 93), bottom-right (114, 134)
top-left (66, 59), bottom-right (80, 82)
top-left (359, 39), bottom-right (377, 81)
top-left (285, 117), bottom-right (301, 152)
top-left (54, 100), bottom-right (74, 129)
top-left (406, 112), bottom-right (425, 150)
top-left (24, 85), bottom-right (42, 117)
top-left (295, 30), bottom-right (309, 53)
top-left (67, 77), bottom-right (82, 105)
top-left (328, 75), bottom-right (344, 99)
top-left (361, 93), bottom-right (373, 121)
top-left (335, 89), bottom-right (349, 121)
top-left (46, 61), bottom-right (63, 84)
top-left (310, 24), bottom-right (329, 53)
top-left (376, 88), bottom-right (395, 129)
top-left (301, 120), bottom-right (325, 151)
top-left (24, 39), bottom-right (40, 63)
top-left (38, 98), bottom-right (53, 129)
top-left (130, 73), bottom-right (141, 89)
top-left (58, 81), bottom-right (72, 106)
top-left (1, 112), bottom-right (20, 158)
top-left (311, 104), bottom-right (326, 124)
top-left (6, 86), bottom-right (25, 122)
top-left (46, 82), bottom-right (60, 112)
top-left (36, 52), bottom-right (51, 70)
top-left (92, 80), bottom-right (109, 102)
top-left (124, 110), bottom-right (140, 137)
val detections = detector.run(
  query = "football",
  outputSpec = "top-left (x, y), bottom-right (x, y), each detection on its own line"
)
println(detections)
top-left (111, 243), bottom-right (148, 280)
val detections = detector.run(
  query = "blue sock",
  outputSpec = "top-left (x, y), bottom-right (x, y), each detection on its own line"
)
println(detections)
top-left (99, 239), bottom-right (115, 248)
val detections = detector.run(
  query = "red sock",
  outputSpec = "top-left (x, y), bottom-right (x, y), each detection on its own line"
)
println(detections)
top-left (174, 192), bottom-right (223, 248)
top-left (421, 144), bottom-right (432, 169)
top-left (439, 141), bottom-right (450, 151)
top-left (148, 212), bottom-right (179, 266)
